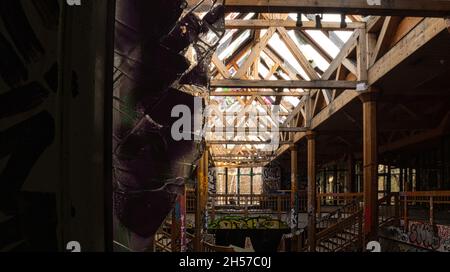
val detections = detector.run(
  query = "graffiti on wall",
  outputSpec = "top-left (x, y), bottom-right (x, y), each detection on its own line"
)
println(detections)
top-left (262, 165), bottom-right (281, 193)
top-left (408, 223), bottom-right (440, 250)
top-left (208, 167), bottom-right (216, 196)
top-left (382, 221), bottom-right (450, 252)
top-left (209, 216), bottom-right (288, 230)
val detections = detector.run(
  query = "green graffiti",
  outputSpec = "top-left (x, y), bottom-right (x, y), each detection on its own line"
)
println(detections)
top-left (209, 216), bottom-right (288, 230)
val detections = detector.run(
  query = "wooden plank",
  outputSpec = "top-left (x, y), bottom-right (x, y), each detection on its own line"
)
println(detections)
top-left (369, 18), bottom-right (447, 85)
top-left (361, 89), bottom-right (378, 241)
top-left (212, 53), bottom-right (231, 79)
top-left (208, 127), bottom-right (308, 132)
top-left (309, 90), bottom-right (360, 130)
top-left (210, 79), bottom-right (358, 89)
top-left (357, 28), bottom-right (368, 82)
top-left (370, 17), bottom-right (403, 65)
top-left (322, 31), bottom-right (359, 80)
top-left (210, 91), bottom-right (307, 97)
top-left (306, 132), bottom-right (316, 252)
top-left (207, 140), bottom-right (292, 145)
top-left (225, 19), bottom-right (365, 30)
top-left (233, 27), bottom-right (276, 79)
top-left (367, 16), bottom-right (384, 33)
top-left (277, 27), bottom-right (319, 80)
top-left (224, 0), bottom-right (450, 17)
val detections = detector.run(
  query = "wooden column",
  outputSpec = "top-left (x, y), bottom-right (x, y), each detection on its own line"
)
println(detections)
top-left (360, 89), bottom-right (378, 242)
top-left (347, 154), bottom-right (355, 193)
top-left (306, 131), bottom-right (316, 252)
top-left (290, 145), bottom-right (298, 216)
top-left (203, 150), bottom-right (209, 211)
top-left (446, 18), bottom-right (450, 33)
top-left (194, 152), bottom-right (205, 251)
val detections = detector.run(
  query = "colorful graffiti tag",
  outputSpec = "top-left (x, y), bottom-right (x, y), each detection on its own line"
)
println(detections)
top-left (409, 223), bottom-right (440, 250)
top-left (381, 221), bottom-right (450, 252)
top-left (209, 216), bottom-right (288, 230)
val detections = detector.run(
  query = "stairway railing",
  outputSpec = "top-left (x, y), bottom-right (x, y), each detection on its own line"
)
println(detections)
top-left (315, 209), bottom-right (363, 252)
top-left (316, 200), bottom-right (362, 230)
top-left (378, 192), bottom-right (400, 227)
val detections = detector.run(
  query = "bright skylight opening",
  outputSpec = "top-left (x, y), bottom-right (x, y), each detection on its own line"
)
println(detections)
top-left (268, 33), bottom-right (310, 80)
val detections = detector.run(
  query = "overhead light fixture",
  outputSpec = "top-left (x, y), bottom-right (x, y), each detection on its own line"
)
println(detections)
top-left (315, 14), bottom-right (322, 29)
top-left (296, 12), bottom-right (303, 27)
top-left (340, 14), bottom-right (347, 28)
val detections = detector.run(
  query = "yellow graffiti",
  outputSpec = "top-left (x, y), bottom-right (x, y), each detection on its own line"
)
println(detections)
top-left (209, 216), bottom-right (288, 230)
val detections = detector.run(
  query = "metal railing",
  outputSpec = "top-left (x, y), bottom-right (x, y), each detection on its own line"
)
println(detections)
top-left (316, 200), bottom-right (361, 230)
top-left (186, 190), bottom-right (307, 217)
top-left (378, 192), bottom-right (400, 227)
top-left (317, 192), bottom-right (364, 215)
top-left (315, 209), bottom-right (363, 252)
top-left (400, 190), bottom-right (450, 230)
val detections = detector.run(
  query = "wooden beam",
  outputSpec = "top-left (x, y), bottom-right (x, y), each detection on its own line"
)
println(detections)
top-left (210, 79), bottom-right (358, 89)
top-left (322, 31), bottom-right (359, 80)
top-left (370, 17), bottom-right (403, 65)
top-left (194, 152), bottom-right (204, 251)
top-left (208, 127), bottom-right (308, 132)
top-left (360, 89), bottom-right (378, 242)
top-left (273, 89), bottom-right (360, 160)
top-left (277, 27), bottom-right (320, 80)
top-left (212, 158), bottom-right (271, 163)
top-left (369, 18), bottom-right (447, 85)
top-left (209, 91), bottom-right (307, 97)
top-left (212, 53), bottom-right (231, 79)
top-left (290, 145), bottom-right (299, 237)
top-left (357, 28), bottom-right (368, 82)
top-left (207, 140), bottom-right (292, 145)
top-left (306, 131), bottom-right (316, 252)
top-left (225, 19), bottom-right (365, 30)
top-left (224, 0), bottom-right (450, 17)
top-left (233, 27), bottom-right (276, 79)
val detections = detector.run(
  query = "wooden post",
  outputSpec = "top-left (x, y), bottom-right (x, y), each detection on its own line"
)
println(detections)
top-left (360, 88), bottom-right (378, 242)
top-left (194, 153), bottom-right (204, 251)
top-left (306, 131), bottom-right (316, 252)
top-left (403, 193), bottom-right (409, 232)
top-left (446, 18), bottom-right (450, 33)
top-left (394, 193), bottom-right (400, 226)
top-left (171, 208), bottom-right (178, 252)
top-left (430, 196), bottom-right (435, 226)
top-left (290, 145), bottom-right (298, 217)
top-left (347, 154), bottom-right (355, 193)
top-left (290, 145), bottom-right (298, 251)
top-left (203, 150), bottom-right (209, 212)
top-left (225, 168), bottom-right (228, 204)
top-left (277, 195), bottom-right (282, 221)
top-left (237, 168), bottom-right (241, 206)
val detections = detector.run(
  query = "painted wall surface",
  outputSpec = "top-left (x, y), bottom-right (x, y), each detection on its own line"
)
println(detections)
top-left (209, 216), bottom-right (288, 230)
top-left (381, 221), bottom-right (450, 252)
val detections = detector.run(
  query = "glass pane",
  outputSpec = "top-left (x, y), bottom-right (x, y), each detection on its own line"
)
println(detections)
top-left (240, 175), bottom-right (251, 195)
top-left (240, 168), bottom-right (251, 175)
top-left (252, 174), bottom-right (263, 195)
top-left (216, 174), bottom-right (226, 194)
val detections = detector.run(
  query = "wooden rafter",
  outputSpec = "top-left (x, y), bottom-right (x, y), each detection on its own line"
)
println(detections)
top-left (210, 79), bottom-right (358, 89)
top-left (223, 0), bottom-right (450, 17)
top-left (225, 19), bottom-right (365, 30)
